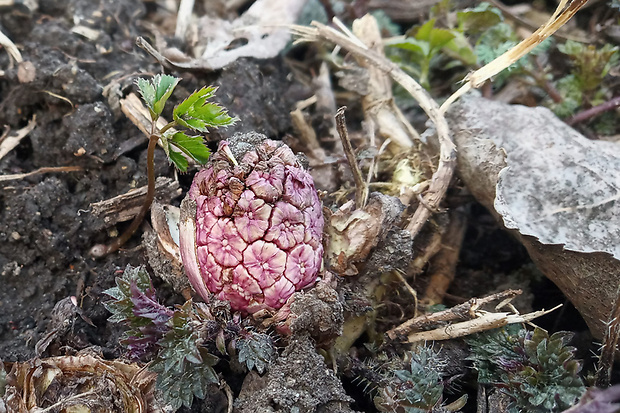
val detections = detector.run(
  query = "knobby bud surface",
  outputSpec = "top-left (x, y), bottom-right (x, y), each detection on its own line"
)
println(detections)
top-left (179, 133), bottom-right (324, 313)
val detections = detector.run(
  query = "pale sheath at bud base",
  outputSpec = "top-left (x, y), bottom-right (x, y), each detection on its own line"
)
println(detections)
top-left (179, 133), bottom-right (324, 314)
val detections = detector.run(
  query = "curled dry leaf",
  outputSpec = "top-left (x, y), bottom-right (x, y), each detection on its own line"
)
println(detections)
top-left (444, 95), bottom-right (620, 339)
top-left (144, 202), bottom-right (191, 294)
top-left (324, 192), bottom-right (407, 276)
top-left (1, 354), bottom-right (160, 412)
top-left (152, 0), bottom-right (308, 71)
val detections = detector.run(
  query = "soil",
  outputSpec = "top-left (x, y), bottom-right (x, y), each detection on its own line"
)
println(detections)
top-left (0, 0), bottom-right (602, 412)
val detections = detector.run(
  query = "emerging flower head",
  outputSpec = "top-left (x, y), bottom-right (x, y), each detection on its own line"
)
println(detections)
top-left (179, 132), bottom-right (324, 314)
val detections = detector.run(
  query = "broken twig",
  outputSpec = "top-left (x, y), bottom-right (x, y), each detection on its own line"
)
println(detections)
top-left (90, 177), bottom-right (182, 228)
top-left (335, 107), bottom-right (368, 209)
top-left (406, 305), bottom-right (561, 343)
top-left (567, 96), bottom-right (620, 126)
top-left (386, 289), bottom-right (522, 340)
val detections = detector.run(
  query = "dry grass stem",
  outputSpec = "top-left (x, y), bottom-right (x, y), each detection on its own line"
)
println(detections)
top-left (292, 19), bottom-right (456, 240)
top-left (351, 15), bottom-right (418, 151)
top-left (393, 270), bottom-right (419, 318)
top-left (0, 166), bottom-right (82, 182)
top-left (0, 116), bottom-right (36, 162)
top-left (175, 0), bottom-right (195, 39)
top-left (0, 27), bottom-right (22, 64)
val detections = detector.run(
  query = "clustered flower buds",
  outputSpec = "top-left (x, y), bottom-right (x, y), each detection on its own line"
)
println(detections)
top-left (179, 133), bottom-right (324, 314)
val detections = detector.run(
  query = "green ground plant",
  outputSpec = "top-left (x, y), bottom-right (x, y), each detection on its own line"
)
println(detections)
top-left (468, 325), bottom-right (585, 413)
top-left (93, 75), bottom-right (236, 256)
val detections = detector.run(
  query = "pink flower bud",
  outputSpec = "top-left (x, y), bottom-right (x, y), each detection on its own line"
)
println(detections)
top-left (179, 134), bottom-right (324, 314)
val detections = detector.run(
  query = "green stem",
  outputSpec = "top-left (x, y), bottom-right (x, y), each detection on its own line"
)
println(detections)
top-left (159, 120), bottom-right (177, 135)
top-left (420, 59), bottom-right (431, 90)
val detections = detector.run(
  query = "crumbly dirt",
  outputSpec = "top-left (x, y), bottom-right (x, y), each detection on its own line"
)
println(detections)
top-left (235, 335), bottom-right (357, 413)
top-left (0, 0), bottom-right (327, 410)
top-left (0, 0), bottom-right (302, 363)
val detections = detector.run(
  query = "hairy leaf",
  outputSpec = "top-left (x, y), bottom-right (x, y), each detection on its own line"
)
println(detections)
top-left (237, 332), bottom-right (276, 374)
top-left (150, 301), bottom-right (219, 410)
top-left (104, 265), bottom-right (173, 360)
top-left (375, 346), bottom-right (446, 412)
top-left (468, 326), bottom-right (585, 412)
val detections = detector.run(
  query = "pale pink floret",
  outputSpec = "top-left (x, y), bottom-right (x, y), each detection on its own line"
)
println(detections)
top-left (283, 166), bottom-right (316, 209)
top-left (264, 202), bottom-right (305, 250)
top-left (188, 168), bottom-right (213, 199)
top-left (302, 206), bottom-right (324, 249)
top-left (246, 164), bottom-right (285, 202)
top-left (234, 190), bottom-right (272, 243)
top-left (241, 150), bottom-right (259, 166)
top-left (284, 244), bottom-right (315, 285)
top-left (196, 201), bottom-right (218, 245)
top-left (197, 247), bottom-right (223, 293)
top-left (271, 144), bottom-right (298, 166)
top-left (263, 276), bottom-right (295, 308)
top-left (206, 219), bottom-right (247, 267)
top-left (243, 240), bottom-right (287, 289)
top-left (219, 265), bottom-right (263, 311)
top-left (179, 135), bottom-right (325, 314)
top-left (299, 244), bottom-right (323, 288)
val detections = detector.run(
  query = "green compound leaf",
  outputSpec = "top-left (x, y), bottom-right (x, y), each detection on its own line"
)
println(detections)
top-left (136, 75), bottom-right (180, 119)
top-left (153, 75), bottom-right (180, 116)
top-left (456, 2), bottom-right (503, 34)
top-left (160, 131), bottom-right (211, 172)
top-left (173, 86), bottom-right (237, 132)
top-left (170, 132), bottom-right (211, 165)
top-left (150, 301), bottom-right (219, 410)
top-left (136, 78), bottom-right (156, 116)
top-left (168, 150), bottom-right (189, 173)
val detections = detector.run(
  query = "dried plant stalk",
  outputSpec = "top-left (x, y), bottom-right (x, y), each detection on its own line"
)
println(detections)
top-left (292, 19), bottom-right (456, 240)
top-left (387, 289), bottom-right (522, 340)
top-left (406, 305), bottom-right (561, 343)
